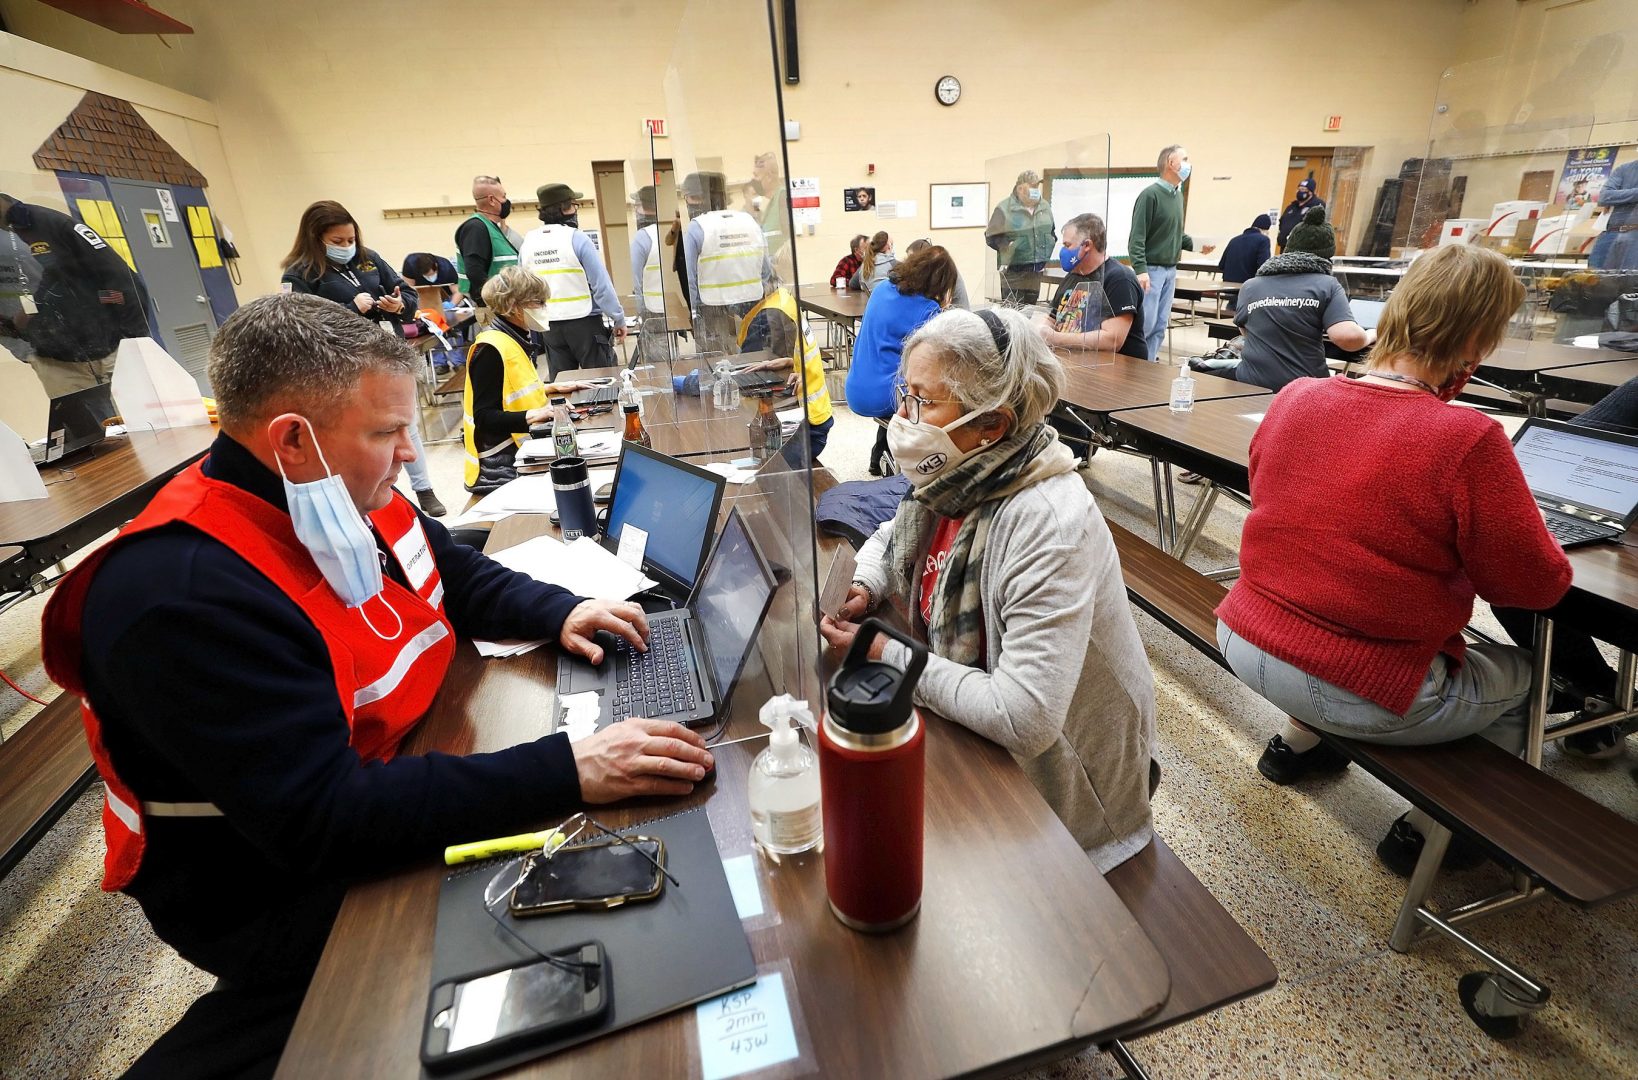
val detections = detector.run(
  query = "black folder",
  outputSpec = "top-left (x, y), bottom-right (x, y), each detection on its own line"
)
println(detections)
top-left (425, 807), bottom-right (756, 1078)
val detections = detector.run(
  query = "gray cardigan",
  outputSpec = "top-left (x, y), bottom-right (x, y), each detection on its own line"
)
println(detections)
top-left (855, 470), bottom-right (1156, 872)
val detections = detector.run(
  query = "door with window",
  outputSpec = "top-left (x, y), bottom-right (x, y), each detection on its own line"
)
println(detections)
top-left (106, 178), bottom-right (215, 391)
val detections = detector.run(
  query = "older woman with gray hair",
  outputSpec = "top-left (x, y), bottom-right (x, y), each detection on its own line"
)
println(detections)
top-left (820, 306), bottom-right (1157, 871)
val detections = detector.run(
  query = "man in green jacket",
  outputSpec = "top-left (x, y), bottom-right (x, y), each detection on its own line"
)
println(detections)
top-left (986, 169), bottom-right (1057, 304)
top-left (455, 174), bottom-right (521, 301)
top-left (1130, 145), bottom-right (1214, 361)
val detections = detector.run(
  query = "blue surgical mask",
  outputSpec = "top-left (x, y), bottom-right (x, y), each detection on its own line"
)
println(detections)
top-left (422, 271), bottom-right (438, 283)
top-left (277, 420), bottom-right (402, 639)
top-left (1177, 161), bottom-right (1192, 183)
top-left (325, 242), bottom-right (356, 264)
top-left (1058, 244), bottom-right (1083, 272)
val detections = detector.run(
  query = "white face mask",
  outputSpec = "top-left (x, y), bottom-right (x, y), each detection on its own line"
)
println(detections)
top-left (422, 271), bottom-right (439, 283)
top-left (276, 420), bottom-right (403, 639)
top-left (325, 242), bottom-right (356, 264)
top-left (522, 307), bottom-right (551, 333)
top-left (886, 410), bottom-right (990, 485)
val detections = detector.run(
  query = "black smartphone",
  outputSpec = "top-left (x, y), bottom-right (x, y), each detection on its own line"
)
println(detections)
top-left (422, 942), bottom-right (609, 1071)
top-left (509, 837), bottom-right (666, 917)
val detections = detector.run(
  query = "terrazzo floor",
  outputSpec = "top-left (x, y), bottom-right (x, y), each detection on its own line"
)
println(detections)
top-left (2, 322), bottom-right (1636, 1078)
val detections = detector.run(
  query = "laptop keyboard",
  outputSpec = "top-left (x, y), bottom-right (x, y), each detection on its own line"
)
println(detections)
top-left (570, 385), bottom-right (618, 406)
top-left (1544, 513), bottom-right (1607, 546)
top-left (610, 618), bottom-right (697, 721)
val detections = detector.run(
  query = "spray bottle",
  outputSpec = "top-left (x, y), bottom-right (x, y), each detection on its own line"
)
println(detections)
top-left (748, 694), bottom-right (822, 857)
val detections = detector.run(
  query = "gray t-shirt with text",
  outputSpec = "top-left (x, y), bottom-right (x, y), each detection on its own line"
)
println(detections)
top-left (1232, 272), bottom-right (1353, 391)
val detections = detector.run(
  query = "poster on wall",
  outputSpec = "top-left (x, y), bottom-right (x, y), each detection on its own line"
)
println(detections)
top-left (790, 177), bottom-right (821, 226)
top-left (1559, 146), bottom-right (1620, 208)
top-left (843, 187), bottom-right (876, 212)
top-left (930, 182), bottom-right (989, 229)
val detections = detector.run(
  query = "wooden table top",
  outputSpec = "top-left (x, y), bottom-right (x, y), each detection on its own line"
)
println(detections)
top-left (1479, 339), bottom-right (1637, 377)
top-left (795, 287), bottom-right (869, 321)
top-left (1176, 259), bottom-right (1221, 275)
top-left (0, 425), bottom-right (216, 548)
top-left (278, 513), bottom-right (1170, 1077)
top-left (1537, 358), bottom-right (1638, 403)
top-left (1171, 280), bottom-right (1236, 299)
top-left (1056, 353), bottom-right (1268, 417)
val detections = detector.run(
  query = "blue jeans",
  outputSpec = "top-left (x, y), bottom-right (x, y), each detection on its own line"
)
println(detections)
top-left (1216, 621), bottom-right (1531, 756)
top-left (1589, 227), bottom-right (1638, 271)
top-left (1140, 264), bottom-right (1177, 361)
top-left (403, 421), bottom-right (432, 493)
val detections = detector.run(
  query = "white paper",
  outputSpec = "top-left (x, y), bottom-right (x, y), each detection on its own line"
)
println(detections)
top-left (0, 420), bottom-right (49, 503)
top-left (471, 474), bottom-right (558, 514)
top-left (617, 523), bottom-right (649, 569)
top-left (556, 691), bottom-right (602, 742)
top-left (1240, 411), bottom-right (1267, 423)
top-left (696, 975), bottom-right (800, 1080)
top-left (487, 534), bottom-right (657, 600)
top-left (721, 855), bottom-right (764, 920)
top-left (704, 461), bottom-right (759, 485)
top-left (895, 199), bottom-right (918, 219)
top-left (518, 431), bottom-right (623, 462)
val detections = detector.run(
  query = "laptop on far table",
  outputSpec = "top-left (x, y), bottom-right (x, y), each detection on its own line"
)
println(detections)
top-left (1511, 417), bottom-right (1638, 548)
top-left (557, 506), bottom-right (777, 729)
top-left (30, 383), bottom-right (117, 466)
top-left (1348, 298), bottom-right (1386, 331)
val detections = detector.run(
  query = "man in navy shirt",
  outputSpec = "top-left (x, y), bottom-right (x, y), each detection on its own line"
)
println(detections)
top-left (45, 293), bottom-right (711, 1078)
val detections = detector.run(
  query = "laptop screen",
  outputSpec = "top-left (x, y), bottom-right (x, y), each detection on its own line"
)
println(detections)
top-left (1348, 298), bottom-right (1386, 330)
top-left (1512, 420), bottom-right (1638, 521)
top-left (49, 384), bottom-right (117, 456)
top-left (691, 510), bottom-right (776, 699)
top-left (605, 444), bottom-right (724, 592)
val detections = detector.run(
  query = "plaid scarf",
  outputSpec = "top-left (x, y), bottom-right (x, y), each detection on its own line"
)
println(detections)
top-left (882, 423), bottom-right (1077, 667)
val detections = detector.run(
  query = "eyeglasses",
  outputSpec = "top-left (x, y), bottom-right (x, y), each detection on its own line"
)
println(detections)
top-left (892, 378), bottom-right (962, 425)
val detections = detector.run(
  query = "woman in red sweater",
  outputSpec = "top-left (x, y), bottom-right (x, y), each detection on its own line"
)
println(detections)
top-left (1214, 244), bottom-right (1573, 875)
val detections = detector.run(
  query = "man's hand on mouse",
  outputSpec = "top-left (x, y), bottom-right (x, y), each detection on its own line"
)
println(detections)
top-left (572, 717), bottom-right (713, 801)
top-left (560, 599), bottom-right (648, 664)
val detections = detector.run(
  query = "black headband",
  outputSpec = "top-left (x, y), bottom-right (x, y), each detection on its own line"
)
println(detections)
top-left (976, 309), bottom-right (1011, 358)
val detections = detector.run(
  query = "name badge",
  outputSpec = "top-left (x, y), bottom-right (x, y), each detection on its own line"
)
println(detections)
top-left (392, 522), bottom-right (436, 592)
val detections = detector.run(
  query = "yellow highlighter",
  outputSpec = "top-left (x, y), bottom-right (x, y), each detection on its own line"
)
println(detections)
top-left (443, 828), bottom-right (567, 866)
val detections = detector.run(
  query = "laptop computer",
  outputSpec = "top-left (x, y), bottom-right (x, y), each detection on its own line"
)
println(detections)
top-left (1511, 417), bottom-right (1638, 548)
top-left (602, 442), bottom-right (728, 597)
top-left (556, 506), bottom-right (777, 728)
top-left (30, 383), bottom-right (117, 465)
top-left (1348, 298), bottom-right (1386, 330)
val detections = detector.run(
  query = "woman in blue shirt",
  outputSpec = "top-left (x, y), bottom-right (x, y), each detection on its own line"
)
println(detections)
top-left (845, 246), bottom-right (957, 473)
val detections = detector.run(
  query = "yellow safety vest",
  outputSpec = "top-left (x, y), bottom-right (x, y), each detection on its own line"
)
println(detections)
top-left (520, 224), bottom-right (593, 320)
top-left (463, 327), bottom-right (547, 489)
top-left (738, 289), bottom-right (833, 426)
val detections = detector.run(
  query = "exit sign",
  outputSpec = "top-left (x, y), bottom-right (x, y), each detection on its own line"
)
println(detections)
top-left (1324, 115), bottom-right (1343, 132)
top-left (644, 118), bottom-right (667, 137)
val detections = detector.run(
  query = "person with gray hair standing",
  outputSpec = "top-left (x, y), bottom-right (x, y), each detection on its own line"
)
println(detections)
top-left (40, 291), bottom-right (715, 1078)
top-left (1130, 144), bottom-right (1215, 361)
top-left (985, 170), bottom-right (1056, 304)
top-left (820, 306), bottom-right (1157, 871)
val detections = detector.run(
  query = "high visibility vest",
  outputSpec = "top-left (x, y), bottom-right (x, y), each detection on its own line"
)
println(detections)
top-left (455, 213), bottom-right (519, 294)
top-left (463, 326), bottom-right (547, 489)
top-left (638, 224), bottom-right (666, 315)
top-left (519, 224), bottom-right (593, 320)
top-left (696, 210), bottom-right (766, 306)
top-left (737, 288), bottom-right (833, 426)
top-left (40, 464), bottom-right (454, 892)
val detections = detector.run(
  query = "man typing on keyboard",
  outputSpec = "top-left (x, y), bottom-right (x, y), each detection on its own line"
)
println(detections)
top-left (41, 293), bottom-right (712, 1079)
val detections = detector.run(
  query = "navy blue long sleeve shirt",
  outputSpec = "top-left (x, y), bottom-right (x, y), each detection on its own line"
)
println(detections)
top-left (78, 433), bottom-right (586, 982)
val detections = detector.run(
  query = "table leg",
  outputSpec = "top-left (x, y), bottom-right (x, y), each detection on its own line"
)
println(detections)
top-left (1162, 463), bottom-right (1179, 550)
top-left (1148, 457), bottom-right (1170, 553)
top-left (1173, 483), bottom-right (1218, 562)
top-left (1526, 614), bottom-right (1554, 769)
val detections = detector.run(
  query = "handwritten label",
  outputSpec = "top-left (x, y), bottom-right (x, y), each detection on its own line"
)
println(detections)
top-left (721, 854), bottom-right (764, 920)
top-left (696, 975), bottom-right (799, 1080)
top-left (617, 523), bottom-right (648, 569)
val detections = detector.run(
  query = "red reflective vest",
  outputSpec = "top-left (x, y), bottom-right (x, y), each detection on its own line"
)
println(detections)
top-left (41, 462), bottom-right (455, 891)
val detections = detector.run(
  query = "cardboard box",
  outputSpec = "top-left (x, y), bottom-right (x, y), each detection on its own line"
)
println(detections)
top-left (1486, 200), bottom-right (1546, 239)
top-left (1439, 218), bottom-right (1488, 245)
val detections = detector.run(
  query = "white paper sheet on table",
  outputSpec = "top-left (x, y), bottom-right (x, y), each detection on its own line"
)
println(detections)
top-left (448, 467), bottom-right (617, 527)
top-left (517, 431), bottom-right (624, 462)
top-left (704, 461), bottom-right (760, 484)
top-left (473, 534), bottom-right (658, 658)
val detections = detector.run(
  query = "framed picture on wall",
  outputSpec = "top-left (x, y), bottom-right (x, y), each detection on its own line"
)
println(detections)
top-left (930, 182), bottom-right (988, 229)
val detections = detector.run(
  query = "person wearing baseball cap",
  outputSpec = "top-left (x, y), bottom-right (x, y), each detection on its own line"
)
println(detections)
top-left (985, 169), bottom-right (1056, 304)
top-left (1278, 178), bottom-right (1327, 252)
top-left (516, 181), bottom-right (626, 376)
top-left (1217, 213), bottom-right (1274, 308)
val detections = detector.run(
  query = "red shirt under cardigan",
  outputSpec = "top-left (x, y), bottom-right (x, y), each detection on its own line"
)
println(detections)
top-left (1216, 377), bottom-right (1573, 714)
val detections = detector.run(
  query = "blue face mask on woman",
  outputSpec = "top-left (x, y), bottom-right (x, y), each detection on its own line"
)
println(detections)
top-left (325, 242), bottom-right (356, 264)
top-left (277, 419), bottom-right (402, 640)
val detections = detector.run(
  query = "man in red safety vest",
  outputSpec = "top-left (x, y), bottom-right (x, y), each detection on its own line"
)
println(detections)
top-left (41, 292), bottom-right (712, 1078)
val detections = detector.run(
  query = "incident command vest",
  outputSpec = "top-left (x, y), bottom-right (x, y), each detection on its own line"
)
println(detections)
top-left (455, 213), bottom-right (520, 294)
top-left (520, 224), bottom-right (593, 320)
top-left (696, 210), bottom-right (766, 307)
top-left (40, 464), bottom-right (455, 892)
top-left (463, 326), bottom-right (547, 489)
top-left (639, 224), bottom-right (666, 315)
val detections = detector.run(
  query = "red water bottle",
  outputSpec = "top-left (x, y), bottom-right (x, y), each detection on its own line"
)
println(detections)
top-left (819, 619), bottom-right (928, 932)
